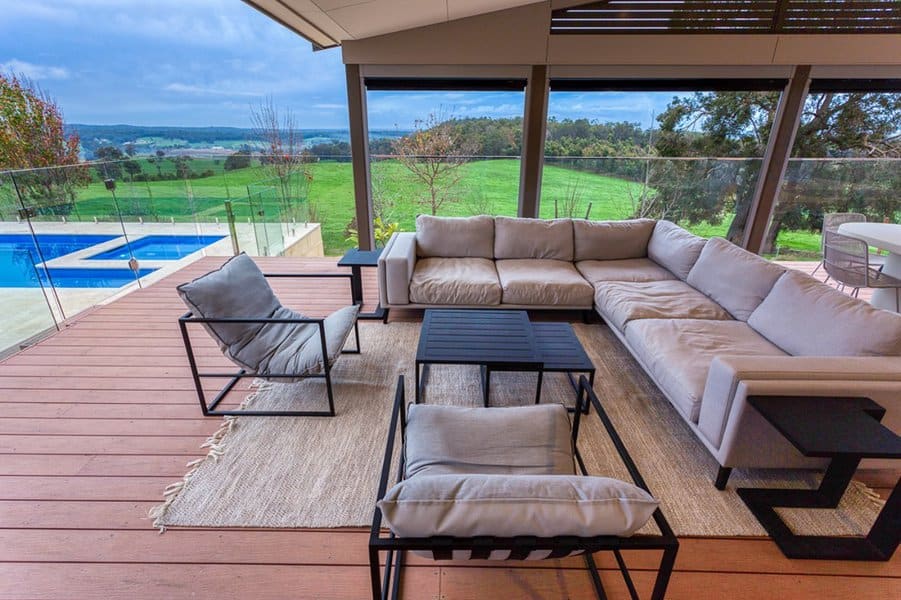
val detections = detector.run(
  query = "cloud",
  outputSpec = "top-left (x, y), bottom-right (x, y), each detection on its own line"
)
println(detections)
top-left (164, 83), bottom-right (261, 98)
top-left (0, 59), bottom-right (70, 80)
top-left (313, 103), bottom-right (346, 109)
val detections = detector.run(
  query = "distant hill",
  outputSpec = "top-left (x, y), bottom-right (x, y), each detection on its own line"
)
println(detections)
top-left (66, 124), bottom-right (408, 158)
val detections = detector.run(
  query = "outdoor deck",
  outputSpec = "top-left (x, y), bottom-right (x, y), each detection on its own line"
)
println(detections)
top-left (0, 256), bottom-right (897, 599)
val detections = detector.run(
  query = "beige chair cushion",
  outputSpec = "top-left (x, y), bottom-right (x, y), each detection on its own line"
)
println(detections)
top-left (378, 474), bottom-right (658, 540)
top-left (416, 214), bottom-right (494, 259)
top-left (409, 258), bottom-right (502, 305)
top-left (647, 220), bottom-right (707, 280)
top-left (625, 319), bottom-right (786, 423)
top-left (576, 258), bottom-right (677, 285)
top-left (595, 280), bottom-right (732, 331)
top-left (495, 259), bottom-right (594, 306)
top-left (687, 237), bottom-right (785, 321)
top-left (404, 403), bottom-right (574, 478)
top-left (572, 219), bottom-right (656, 261)
top-left (748, 270), bottom-right (901, 357)
top-left (494, 217), bottom-right (574, 261)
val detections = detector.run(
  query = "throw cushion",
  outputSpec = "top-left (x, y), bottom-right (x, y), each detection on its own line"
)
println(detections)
top-left (687, 237), bottom-right (785, 321)
top-left (572, 219), bottom-right (656, 261)
top-left (495, 259), bottom-right (594, 306)
top-left (409, 258), bottom-right (502, 305)
top-left (747, 270), bottom-right (901, 356)
top-left (404, 403), bottom-right (574, 479)
top-left (647, 220), bottom-right (707, 280)
top-left (378, 474), bottom-right (659, 539)
top-left (416, 215), bottom-right (494, 259)
top-left (494, 216), bottom-right (574, 261)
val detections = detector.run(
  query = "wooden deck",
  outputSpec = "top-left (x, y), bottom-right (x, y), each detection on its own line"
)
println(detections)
top-left (0, 256), bottom-right (897, 599)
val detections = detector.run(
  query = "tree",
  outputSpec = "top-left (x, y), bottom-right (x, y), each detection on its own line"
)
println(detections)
top-left (224, 151), bottom-right (251, 171)
top-left (392, 113), bottom-right (478, 216)
top-left (94, 145), bottom-right (124, 180)
top-left (250, 97), bottom-right (310, 221)
top-left (0, 72), bottom-right (86, 214)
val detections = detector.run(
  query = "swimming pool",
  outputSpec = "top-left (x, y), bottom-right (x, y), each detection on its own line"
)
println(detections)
top-left (0, 234), bottom-right (157, 288)
top-left (87, 235), bottom-right (226, 260)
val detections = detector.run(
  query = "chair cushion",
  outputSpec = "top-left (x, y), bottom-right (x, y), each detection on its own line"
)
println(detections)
top-left (625, 319), bottom-right (786, 423)
top-left (404, 403), bottom-right (574, 479)
top-left (177, 253), bottom-right (282, 366)
top-left (572, 219), bottom-right (656, 261)
top-left (576, 258), bottom-right (677, 285)
top-left (595, 280), bottom-right (732, 331)
top-left (647, 220), bottom-right (707, 280)
top-left (409, 258), bottom-right (502, 305)
top-left (687, 237), bottom-right (785, 321)
top-left (378, 474), bottom-right (658, 540)
top-left (494, 217), bottom-right (573, 261)
top-left (495, 259), bottom-right (594, 306)
top-left (416, 215), bottom-right (494, 259)
top-left (748, 270), bottom-right (901, 357)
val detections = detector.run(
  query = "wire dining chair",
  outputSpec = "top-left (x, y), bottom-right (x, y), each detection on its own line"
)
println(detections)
top-left (814, 213), bottom-right (885, 281)
top-left (823, 229), bottom-right (901, 312)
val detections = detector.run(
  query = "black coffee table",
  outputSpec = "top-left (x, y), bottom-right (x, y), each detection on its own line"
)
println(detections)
top-left (738, 396), bottom-right (901, 561)
top-left (415, 309), bottom-right (542, 406)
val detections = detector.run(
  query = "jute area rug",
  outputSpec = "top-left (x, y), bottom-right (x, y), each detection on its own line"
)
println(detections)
top-left (151, 321), bottom-right (882, 536)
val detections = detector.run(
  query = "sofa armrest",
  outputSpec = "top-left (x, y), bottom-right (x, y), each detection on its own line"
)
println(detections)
top-left (378, 232), bottom-right (417, 306)
top-left (699, 355), bottom-right (901, 451)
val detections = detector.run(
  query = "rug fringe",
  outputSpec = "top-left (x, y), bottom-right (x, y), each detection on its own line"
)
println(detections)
top-left (851, 479), bottom-right (887, 508)
top-left (148, 381), bottom-right (264, 533)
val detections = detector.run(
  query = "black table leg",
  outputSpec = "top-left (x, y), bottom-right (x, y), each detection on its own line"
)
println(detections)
top-left (480, 365), bottom-right (491, 407)
top-left (350, 265), bottom-right (364, 305)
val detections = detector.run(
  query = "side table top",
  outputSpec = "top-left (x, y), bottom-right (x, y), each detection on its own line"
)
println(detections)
top-left (749, 396), bottom-right (901, 459)
top-left (338, 248), bottom-right (383, 267)
top-left (417, 309), bottom-right (540, 366)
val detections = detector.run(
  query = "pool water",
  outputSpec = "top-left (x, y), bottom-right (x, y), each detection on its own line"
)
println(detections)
top-left (0, 234), bottom-right (156, 288)
top-left (88, 235), bottom-right (226, 260)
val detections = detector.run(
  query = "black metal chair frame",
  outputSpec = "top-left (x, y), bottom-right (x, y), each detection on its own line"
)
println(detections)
top-left (179, 272), bottom-right (360, 417)
top-left (369, 375), bottom-right (679, 600)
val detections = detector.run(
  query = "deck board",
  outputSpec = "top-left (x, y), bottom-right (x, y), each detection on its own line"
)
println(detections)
top-left (0, 255), bottom-right (897, 599)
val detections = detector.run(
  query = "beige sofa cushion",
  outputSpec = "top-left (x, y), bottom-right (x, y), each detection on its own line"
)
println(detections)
top-left (687, 237), bottom-right (785, 321)
top-left (748, 270), bottom-right (901, 356)
top-left (416, 214), bottom-right (494, 259)
top-left (572, 218), bottom-right (656, 261)
top-left (494, 217), bottom-right (573, 261)
top-left (595, 280), bottom-right (732, 331)
top-left (576, 258), bottom-right (677, 285)
top-left (496, 259), bottom-right (594, 306)
top-left (647, 220), bottom-right (707, 280)
top-left (625, 319), bottom-right (786, 423)
top-left (378, 474), bottom-right (658, 540)
top-left (404, 403), bottom-right (574, 478)
top-left (409, 258), bottom-right (501, 305)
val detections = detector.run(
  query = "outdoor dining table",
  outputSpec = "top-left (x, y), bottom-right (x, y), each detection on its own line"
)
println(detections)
top-left (837, 222), bottom-right (901, 313)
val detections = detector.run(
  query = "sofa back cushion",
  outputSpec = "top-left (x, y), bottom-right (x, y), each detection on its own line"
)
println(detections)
top-left (647, 220), bottom-right (707, 280)
top-left (687, 237), bottom-right (785, 321)
top-left (494, 216), bottom-right (573, 261)
top-left (572, 218), bottom-right (656, 261)
top-left (416, 215), bottom-right (494, 259)
top-left (747, 269), bottom-right (901, 356)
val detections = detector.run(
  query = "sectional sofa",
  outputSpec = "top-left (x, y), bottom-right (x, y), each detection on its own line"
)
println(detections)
top-left (378, 215), bottom-right (901, 487)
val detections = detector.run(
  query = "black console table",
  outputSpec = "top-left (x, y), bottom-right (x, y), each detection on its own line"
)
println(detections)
top-left (337, 248), bottom-right (388, 321)
top-left (738, 396), bottom-right (901, 561)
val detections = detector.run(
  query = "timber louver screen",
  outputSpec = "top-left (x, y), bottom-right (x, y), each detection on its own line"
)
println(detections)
top-left (551, 0), bottom-right (901, 34)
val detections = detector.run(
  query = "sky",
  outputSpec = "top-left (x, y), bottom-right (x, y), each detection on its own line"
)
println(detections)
top-left (0, 0), bottom-right (678, 130)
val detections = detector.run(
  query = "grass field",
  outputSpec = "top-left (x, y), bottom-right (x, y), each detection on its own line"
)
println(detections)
top-left (7, 158), bottom-right (824, 257)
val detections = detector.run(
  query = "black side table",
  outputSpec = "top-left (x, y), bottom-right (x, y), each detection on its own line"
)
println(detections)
top-left (738, 396), bottom-right (901, 561)
top-left (337, 248), bottom-right (388, 322)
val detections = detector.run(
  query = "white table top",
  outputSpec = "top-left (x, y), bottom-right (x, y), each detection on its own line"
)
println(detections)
top-left (837, 222), bottom-right (901, 255)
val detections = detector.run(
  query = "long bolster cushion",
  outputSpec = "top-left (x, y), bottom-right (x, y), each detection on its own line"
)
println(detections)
top-left (377, 474), bottom-right (659, 540)
top-left (378, 232), bottom-right (417, 305)
top-left (698, 354), bottom-right (901, 450)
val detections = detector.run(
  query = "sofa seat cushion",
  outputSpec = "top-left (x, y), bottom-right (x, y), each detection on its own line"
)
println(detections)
top-left (495, 217), bottom-right (574, 261)
top-left (576, 258), bottom-right (677, 285)
top-left (625, 319), bottom-right (786, 423)
top-left (595, 280), bottom-right (732, 331)
top-left (495, 259), bottom-right (594, 306)
top-left (416, 214), bottom-right (494, 259)
top-left (687, 237), bottom-right (785, 321)
top-left (404, 403), bottom-right (575, 479)
top-left (748, 270), bottom-right (901, 356)
top-left (647, 220), bottom-right (707, 280)
top-left (573, 218), bottom-right (656, 261)
top-left (409, 258), bottom-right (502, 305)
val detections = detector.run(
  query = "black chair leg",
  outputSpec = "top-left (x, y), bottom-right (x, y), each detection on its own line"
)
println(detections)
top-left (324, 368), bottom-right (336, 416)
top-left (715, 466), bottom-right (733, 490)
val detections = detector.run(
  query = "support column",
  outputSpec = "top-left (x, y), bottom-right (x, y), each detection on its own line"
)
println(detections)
top-left (346, 63), bottom-right (374, 250)
top-left (518, 65), bottom-right (549, 219)
top-left (742, 65), bottom-right (811, 253)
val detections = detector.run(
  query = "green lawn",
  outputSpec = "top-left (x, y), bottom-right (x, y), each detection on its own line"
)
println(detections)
top-left (54, 158), bottom-right (823, 257)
